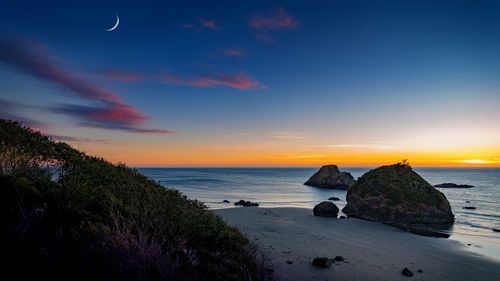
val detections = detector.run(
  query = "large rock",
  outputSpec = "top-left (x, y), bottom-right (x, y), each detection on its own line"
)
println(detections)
top-left (342, 164), bottom-right (454, 224)
top-left (304, 165), bottom-right (355, 189)
top-left (313, 202), bottom-right (339, 217)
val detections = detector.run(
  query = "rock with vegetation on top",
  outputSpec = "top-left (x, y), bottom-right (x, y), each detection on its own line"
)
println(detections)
top-left (313, 201), bottom-right (339, 217)
top-left (304, 165), bottom-right (355, 189)
top-left (342, 163), bottom-right (454, 224)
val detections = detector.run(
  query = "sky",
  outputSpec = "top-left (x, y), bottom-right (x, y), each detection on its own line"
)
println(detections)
top-left (1, 0), bottom-right (499, 167)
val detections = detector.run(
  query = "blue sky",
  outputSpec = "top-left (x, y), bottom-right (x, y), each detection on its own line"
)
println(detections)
top-left (1, 0), bottom-right (499, 166)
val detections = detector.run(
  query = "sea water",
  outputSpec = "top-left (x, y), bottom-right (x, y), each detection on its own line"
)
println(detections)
top-left (138, 167), bottom-right (500, 260)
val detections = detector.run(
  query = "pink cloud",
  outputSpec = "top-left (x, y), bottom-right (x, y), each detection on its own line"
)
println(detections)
top-left (0, 36), bottom-right (172, 134)
top-left (252, 32), bottom-right (277, 43)
top-left (220, 48), bottom-right (246, 57)
top-left (249, 7), bottom-right (299, 31)
top-left (199, 19), bottom-right (219, 30)
top-left (159, 72), bottom-right (264, 90)
top-left (101, 71), bottom-right (145, 83)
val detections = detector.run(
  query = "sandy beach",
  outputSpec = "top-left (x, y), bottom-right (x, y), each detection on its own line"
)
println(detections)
top-left (215, 207), bottom-right (500, 281)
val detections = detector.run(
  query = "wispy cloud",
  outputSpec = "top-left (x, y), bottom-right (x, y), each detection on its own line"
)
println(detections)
top-left (99, 70), bottom-right (145, 83)
top-left (249, 7), bottom-right (299, 31)
top-left (285, 154), bottom-right (324, 159)
top-left (251, 32), bottom-right (277, 43)
top-left (100, 68), bottom-right (264, 90)
top-left (199, 19), bottom-right (220, 30)
top-left (159, 71), bottom-right (264, 89)
top-left (219, 48), bottom-right (246, 57)
top-left (271, 131), bottom-right (310, 140)
top-left (0, 36), bottom-right (172, 134)
top-left (249, 7), bottom-right (298, 42)
top-left (327, 144), bottom-right (395, 150)
top-left (48, 134), bottom-right (108, 143)
top-left (0, 98), bottom-right (51, 130)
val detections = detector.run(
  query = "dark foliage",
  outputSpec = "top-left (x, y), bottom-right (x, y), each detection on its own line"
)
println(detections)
top-left (0, 120), bottom-right (275, 281)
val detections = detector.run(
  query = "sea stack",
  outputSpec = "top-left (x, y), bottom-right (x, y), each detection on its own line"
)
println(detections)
top-left (304, 165), bottom-right (355, 189)
top-left (343, 163), bottom-right (454, 224)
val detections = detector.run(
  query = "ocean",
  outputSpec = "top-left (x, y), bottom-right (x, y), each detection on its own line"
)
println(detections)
top-left (138, 167), bottom-right (500, 260)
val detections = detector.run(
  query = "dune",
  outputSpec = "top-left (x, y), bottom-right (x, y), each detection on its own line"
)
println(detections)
top-left (215, 207), bottom-right (500, 281)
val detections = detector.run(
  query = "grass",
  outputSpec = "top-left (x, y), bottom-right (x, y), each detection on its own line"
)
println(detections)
top-left (0, 119), bottom-right (275, 281)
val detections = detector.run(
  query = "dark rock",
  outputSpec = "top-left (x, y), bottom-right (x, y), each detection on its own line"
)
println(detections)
top-left (434, 183), bottom-right (474, 188)
top-left (402, 267), bottom-right (414, 277)
top-left (234, 200), bottom-right (259, 207)
top-left (417, 269), bottom-right (423, 273)
top-left (328, 197), bottom-right (341, 201)
top-left (312, 257), bottom-right (331, 268)
top-left (305, 165), bottom-right (355, 189)
top-left (313, 202), bottom-right (339, 217)
top-left (339, 215), bottom-right (346, 219)
top-left (222, 200), bottom-right (230, 203)
top-left (463, 206), bottom-right (476, 210)
top-left (286, 261), bottom-right (293, 264)
top-left (493, 229), bottom-right (500, 232)
top-left (334, 256), bottom-right (344, 262)
top-left (343, 163), bottom-right (454, 224)
top-left (404, 226), bottom-right (450, 238)
top-left (466, 201), bottom-right (471, 203)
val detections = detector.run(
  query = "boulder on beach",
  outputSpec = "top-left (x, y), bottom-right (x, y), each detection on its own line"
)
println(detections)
top-left (434, 183), bottom-right (474, 188)
top-left (312, 257), bottom-right (331, 268)
top-left (402, 267), bottom-right (414, 277)
top-left (313, 201), bottom-right (339, 217)
top-left (304, 165), bottom-right (355, 189)
top-left (342, 163), bottom-right (454, 224)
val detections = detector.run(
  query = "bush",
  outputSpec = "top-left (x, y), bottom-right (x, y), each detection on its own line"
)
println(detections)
top-left (0, 119), bottom-right (275, 281)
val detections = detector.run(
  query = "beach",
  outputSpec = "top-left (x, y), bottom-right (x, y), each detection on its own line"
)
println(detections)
top-left (215, 207), bottom-right (500, 281)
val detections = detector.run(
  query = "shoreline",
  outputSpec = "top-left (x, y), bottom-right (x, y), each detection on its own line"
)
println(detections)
top-left (215, 207), bottom-right (500, 281)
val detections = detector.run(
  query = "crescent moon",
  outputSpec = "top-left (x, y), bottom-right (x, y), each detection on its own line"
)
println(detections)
top-left (106, 15), bottom-right (119, 31)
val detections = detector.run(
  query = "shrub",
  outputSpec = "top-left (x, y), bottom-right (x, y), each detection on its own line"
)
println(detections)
top-left (0, 119), bottom-right (275, 281)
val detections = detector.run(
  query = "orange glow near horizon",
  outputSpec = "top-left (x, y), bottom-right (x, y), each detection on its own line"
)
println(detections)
top-left (68, 138), bottom-right (500, 167)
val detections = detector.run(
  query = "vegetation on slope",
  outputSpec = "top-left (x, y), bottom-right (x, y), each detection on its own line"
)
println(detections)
top-left (0, 120), bottom-right (275, 281)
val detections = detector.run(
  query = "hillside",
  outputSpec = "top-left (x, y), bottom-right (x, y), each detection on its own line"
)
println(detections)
top-left (0, 120), bottom-right (275, 281)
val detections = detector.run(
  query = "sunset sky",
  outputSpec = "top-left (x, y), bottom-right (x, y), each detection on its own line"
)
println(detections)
top-left (1, 0), bottom-right (499, 167)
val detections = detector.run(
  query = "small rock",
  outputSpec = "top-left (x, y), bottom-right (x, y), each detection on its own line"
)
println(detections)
top-left (234, 200), bottom-right (259, 207)
top-left (312, 257), bottom-right (331, 268)
top-left (286, 261), bottom-right (293, 264)
top-left (467, 243), bottom-right (471, 246)
top-left (402, 267), bottom-right (414, 277)
top-left (417, 269), bottom-right (423, 273)
top-left (463, 206), bottom-right (476, 210)
top-left (434, 183), bottom-right (474, 188)
top-left (339, 216), bottom-right (346, 219)
top-left (466, 201), bottom-right (471, 203)
top-left (222, 200), bottom-right (230, 203)
top-left (493, 229), bottom-right (500, 232)
top-left (328, 197), bottom-right (341, 201)
top-left (334, 256), bottom-right (344, 262)
top-left (313, 201), bottom-right (339, 217)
